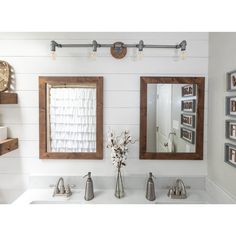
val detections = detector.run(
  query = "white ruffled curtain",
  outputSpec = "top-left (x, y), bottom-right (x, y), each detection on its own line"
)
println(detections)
top-left (49, 87), bottom-right (96, 152)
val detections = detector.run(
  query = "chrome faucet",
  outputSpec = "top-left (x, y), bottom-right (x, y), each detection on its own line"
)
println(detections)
top-left (167, 179), bottom-right (187, 199)
top-left (52, 177), bottom-right (72, 198)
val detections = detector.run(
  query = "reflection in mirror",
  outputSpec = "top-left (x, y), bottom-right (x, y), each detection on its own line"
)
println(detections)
top-left (39, 76), bottom-right (103, 159)
top-left (146, 84), bottom-right (197, 153)
top-left (140, 77), bottom-right (204, 160)
top-left (48, 85), bottom-right (96, 152)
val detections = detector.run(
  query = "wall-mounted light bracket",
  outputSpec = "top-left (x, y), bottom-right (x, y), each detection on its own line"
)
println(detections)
top-left (110, 42), bottom-right (127, 59)
top-left (50, 39), bottom-right (187, 60)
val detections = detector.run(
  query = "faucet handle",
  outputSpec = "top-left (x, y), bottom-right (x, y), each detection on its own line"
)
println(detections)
top-left (65, 184), bottom-right (71, 194)
top-left (53, 187), bottom-right (60, 196)
top-left (167, 187), bottom-right (174, 197)
top-left (49, 184), bottom-right (56, 188)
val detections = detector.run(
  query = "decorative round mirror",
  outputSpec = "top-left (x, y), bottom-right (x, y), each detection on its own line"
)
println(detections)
top-left (0, 60), bottom-right (10, 92)
top-left (110, 42), bottom-right (127, 59)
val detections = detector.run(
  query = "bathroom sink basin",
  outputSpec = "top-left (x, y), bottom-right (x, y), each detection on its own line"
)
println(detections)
top-left (30, 200), bottom-right (81, 204)
top-left (155, 201), bottom-right (208, 204)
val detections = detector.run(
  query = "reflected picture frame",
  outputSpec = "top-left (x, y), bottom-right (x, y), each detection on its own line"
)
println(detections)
top-left (182, 84), bottom-right (196, 97)
top-left (181, 99), bottom-right (196, 113)
top-left (181, 114), bottom-right (195, 128)
top-left (225, 143), bottom-right (236, 168)
top-left (180, 127), bottom-right (195, 144)
top-left (227, 70), bottom-right (236, 91)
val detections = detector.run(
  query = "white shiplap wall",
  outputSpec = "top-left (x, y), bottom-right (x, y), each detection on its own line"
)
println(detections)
top-left (0, 33), bottom-right (208, 191)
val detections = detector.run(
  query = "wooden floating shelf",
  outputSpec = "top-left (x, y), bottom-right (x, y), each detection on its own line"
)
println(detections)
top-left (0, 93), bottom-right (18, 104)
top-left (0, 138), bottom-right (18, 156)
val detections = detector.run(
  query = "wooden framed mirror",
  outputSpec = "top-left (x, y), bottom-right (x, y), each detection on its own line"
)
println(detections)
top-left (140, 77), bottom-right (205, 160)
top-left (39, 76), bottom-right (103, 159)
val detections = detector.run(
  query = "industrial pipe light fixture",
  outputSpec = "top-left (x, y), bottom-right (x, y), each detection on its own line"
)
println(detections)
top-left (50, 39), bottom-right (187, 60)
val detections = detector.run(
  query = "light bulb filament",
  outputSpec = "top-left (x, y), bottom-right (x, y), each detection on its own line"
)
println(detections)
top-left (51, 51), bottom-right (56, 60)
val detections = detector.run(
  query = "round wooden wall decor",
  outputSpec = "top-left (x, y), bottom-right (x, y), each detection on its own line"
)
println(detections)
top-left (0, 60), bottom-right (10, 92)
top-left (110, 42), bottom-right (127, 59)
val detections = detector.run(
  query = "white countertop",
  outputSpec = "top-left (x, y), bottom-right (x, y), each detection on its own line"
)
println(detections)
top-left (13, 188), bottom-right (215, 204)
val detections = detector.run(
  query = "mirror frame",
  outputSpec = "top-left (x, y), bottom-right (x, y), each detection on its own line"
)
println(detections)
top-left (39, 76), bottom-right (103, 159)
top-left (140, 76), bottom-right (205, 160)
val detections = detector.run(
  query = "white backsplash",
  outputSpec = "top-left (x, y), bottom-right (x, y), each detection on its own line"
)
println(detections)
top-left (28, 175), bottom-right (206, 190)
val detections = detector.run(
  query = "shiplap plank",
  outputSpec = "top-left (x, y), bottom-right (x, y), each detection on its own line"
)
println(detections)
top-left (0, 140), bottom-right (140, 159)
top-left (1, 57), bottom-right (208, 74)
top-left (0, 32), bottom-right (209, 40)
top-left (0, 90), bottom-right (139, 108)
top-left (0, 156), bottom-right (207, 175)
top-left (14, 73), bottom-right (207, 92)
top-left (0, 107), bottom-right (139, 124)
top-left (3, 124), bottom-right (139, 141)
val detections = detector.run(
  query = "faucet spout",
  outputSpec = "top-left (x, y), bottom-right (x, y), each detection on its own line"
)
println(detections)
top-left (53, 177), bottom-right (72, 197)
top-left (56, 177), bottom-right (65, 194)
top-left (167, 178), bottom-right (187, 199)
top-left (176, 179), bottom-right (187, 196)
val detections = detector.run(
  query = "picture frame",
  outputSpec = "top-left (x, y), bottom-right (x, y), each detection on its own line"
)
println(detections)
top-left (180, 127), bottom-right (195, 144)
top-left (181, 99), bottom-right (196, 113)
top-left (182, 84), bottom-right (196, 97)
top-left (226, 96), bottom-right (236, 116)
top-left (225, 120), bottom-right (236, 141)
top-left (225, 143), bottom-right (236, 168)
top-left (181, 114), bottom-right (195, 128)
top-left (227, 70), bottom-right (236, 91)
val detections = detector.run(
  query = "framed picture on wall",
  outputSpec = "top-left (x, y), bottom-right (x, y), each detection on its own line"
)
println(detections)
top-left (181, 114), bottom-right (195, 128)
top-left (180, 127), bottom-right (195, 144)
top-left (226, 96), bottom-right (236, 116)
top-left (182, 84), bottom-right (196, 97)
top-left (225, 143), bottom-right (236, 168)
top-left (181, 99), bottom-right (196, 113)
top-left (227, 70), bottom-right (236, 91)
top-left (225, 120), bottom-right (236, 141)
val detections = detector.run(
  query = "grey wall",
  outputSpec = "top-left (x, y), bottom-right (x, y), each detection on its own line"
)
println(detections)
top-left (208, 33), bottom-right (236, 198)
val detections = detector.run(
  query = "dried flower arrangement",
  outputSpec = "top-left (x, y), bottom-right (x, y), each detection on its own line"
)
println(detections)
top-left (106, 129), bottom-right (136, 169)
top-left (106, 129), bottom-right (136, 198)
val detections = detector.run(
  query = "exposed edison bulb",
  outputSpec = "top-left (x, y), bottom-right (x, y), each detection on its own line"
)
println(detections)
top-left (180, 50), bottom-right (187, 60)
top-left (137, 50), bottom-right (144, 60)
top-left (90, 51), bottom-right (97, 60)
top-left (51, 51), bottom-right (56, 60)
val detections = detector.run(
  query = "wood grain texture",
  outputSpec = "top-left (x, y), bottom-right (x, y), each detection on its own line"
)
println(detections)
top-left (110, 42), bottom-right (127, 59)
top-left (0, 138), bottom-right (18, 156)
top-left (0, 93), bottom-right (17, 104)
top-left (39, 76), bottom-right (103, 159)
top-left (140, 76), bottom-right (205, 160)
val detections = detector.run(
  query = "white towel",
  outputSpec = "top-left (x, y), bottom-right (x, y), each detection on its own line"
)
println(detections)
top-left (167, 133), bottom-right (175, 153)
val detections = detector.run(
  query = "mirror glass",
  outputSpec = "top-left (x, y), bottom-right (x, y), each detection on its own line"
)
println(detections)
top-left (39, 76), bottom-right (103, 160)
top-left (146, 83), bottom-right (197, 153)
top-left (47, 84), bottom-right (96, 152)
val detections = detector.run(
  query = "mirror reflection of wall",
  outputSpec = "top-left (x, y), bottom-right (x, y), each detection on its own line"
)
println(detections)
top-left (146, 84), bottom-right (197, 153)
